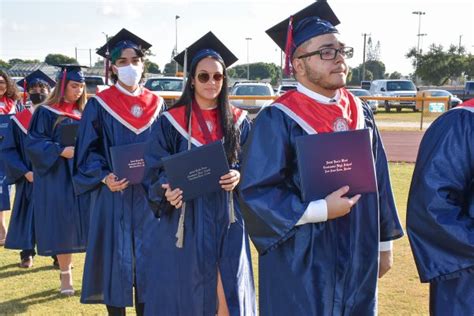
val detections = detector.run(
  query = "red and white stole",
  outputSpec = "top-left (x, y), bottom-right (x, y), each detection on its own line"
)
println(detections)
top-left (11, 107), bottom-right (34, 134)
top-left (272, 88), bottom-right (365, 134)
top-left (43, 102), bottom-right (82, 121)
top-left (455, 98), bottom-right (474, 113)
top-left (0, 96), bottom-right (16, 115)
top-left (163, 103), bottom-right (247, 147)
top-left (93, 86), bottom-right (163, 134)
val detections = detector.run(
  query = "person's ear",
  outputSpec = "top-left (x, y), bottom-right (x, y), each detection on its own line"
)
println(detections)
top-left (292, 58), bottom-right (306, 77)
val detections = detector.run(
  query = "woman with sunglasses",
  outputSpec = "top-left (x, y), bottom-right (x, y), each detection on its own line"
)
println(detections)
top-left (143, 32), bottom-right (256, 316)
top-left (25, 64), bottom-right (89, 295)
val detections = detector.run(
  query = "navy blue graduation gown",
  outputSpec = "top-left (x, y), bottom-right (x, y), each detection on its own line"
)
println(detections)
top-left (407, 105), bottom-right (474, 315)
top-left (239, 101), bottom-right (403, 316)
top-left (2, 112), bottom-right (34, 249)
top-left (142, 110), bottom-right (256, 316)
top-left (0, 115), bottom-right (13, 211)
top-left (25, 105), bottom-right (89, 256)
top-left (73, 93), bottom-right (162, 307)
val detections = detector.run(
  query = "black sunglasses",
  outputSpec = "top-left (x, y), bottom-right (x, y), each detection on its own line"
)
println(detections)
top-left (197, 72), bottom-right (224, 83)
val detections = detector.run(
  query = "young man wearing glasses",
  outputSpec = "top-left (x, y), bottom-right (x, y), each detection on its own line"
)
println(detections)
top-left (239, 2), bottom-right (403, 315)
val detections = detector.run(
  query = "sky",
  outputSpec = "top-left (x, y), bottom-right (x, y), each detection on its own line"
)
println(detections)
top-left (1, 0), bottom-right (473, 77)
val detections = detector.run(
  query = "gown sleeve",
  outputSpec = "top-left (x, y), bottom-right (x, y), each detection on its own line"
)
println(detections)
top-left (25, 107), bottom-right (64, 176)
top-left (239, 107), bottom-right (310, 255)
top-left (143, 116), bottom-right (177, 217)
top-left (363, 105), bottom-right (404, 242)
top-left (1, 120), bottom-right (29, 184)
top-left (73, 98), bottom-right (111, 195)
top-left (407, 108), bottom-right (474, 282)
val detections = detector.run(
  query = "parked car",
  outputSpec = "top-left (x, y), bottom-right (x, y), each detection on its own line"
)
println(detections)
top-left (230, 82), bottom-right (275, 113)
top-left (144, 76), bottom-right (184, 106)
top-left (423, 89), bottom-right (463, 109)
top-left (369, 79), bottom-right (417, 112)
top-left (347, 88), bottom-right (378, 113)
top-left (360, 80), bottom-right (371, 90)
top-left (462, 81), bottom-right (474, 101)
top-left (276, 84), bottom-right (297, 96)
top-left (84, 76), bottom-right (106, 94)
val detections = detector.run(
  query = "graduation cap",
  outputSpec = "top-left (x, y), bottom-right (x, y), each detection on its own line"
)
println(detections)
top-left (53, 64), bottom-right (88, 101)
top-left (96, 28), bottom-right (152, 63)
top-left (17, 70), bottom-right (56, 90)
top-left (266, 0), bottom-right (340, 74)
top-left (174, 31), bottom-right (238, 73)
top-left (53, 64), bottom-right (88, 83)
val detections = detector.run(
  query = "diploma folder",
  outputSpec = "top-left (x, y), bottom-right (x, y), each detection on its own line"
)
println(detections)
top-left (109, 142), bottom-right (147, 185)
top-left (295, 129), bottom-right (376, 202)
top-left (59, 124), bottom-right (79, 146)
top-left (162, 141), bottom-right (230, 201)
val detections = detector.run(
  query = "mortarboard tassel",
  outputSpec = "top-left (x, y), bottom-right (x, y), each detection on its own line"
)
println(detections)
top-left (22, 79), bottom-right (27, 105)
top-left (228, 191), bottom-right (236, 224)
top-left (59, 68), bottom-right (67, 104)
top-left (284, 16), bottom-right (295, 76)
top-left (175, 203), bottom-right (186, 248)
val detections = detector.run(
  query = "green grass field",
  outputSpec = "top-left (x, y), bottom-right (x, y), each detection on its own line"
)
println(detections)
top-left (0, 163), bottom-right (428, 315)
top-left (374, 109), bottom-right (441, 124)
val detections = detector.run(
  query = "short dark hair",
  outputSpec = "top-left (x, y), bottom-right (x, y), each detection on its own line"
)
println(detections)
top-left (109, 48), bottom-right (146, 84)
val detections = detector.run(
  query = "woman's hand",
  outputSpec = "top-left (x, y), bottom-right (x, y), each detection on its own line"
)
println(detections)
top-left (104, 173), bottom-right (129, 192)
top-left (219, 169), bottom-right (240, 192)
top-left (24, 171), bottom-right (34, 183)
top-left (162, 184), bottom-right (183, 209)
top-left (60, 146), bottom-right (75, 159)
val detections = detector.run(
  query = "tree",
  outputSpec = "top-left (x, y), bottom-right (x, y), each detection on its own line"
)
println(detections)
top-left (8, 58), bottom-right (25, 66)
top-left (406, 44), bottom-right (469, 85)
top-left (367, 37), bottom-right (381, 61)
top-left (0, 59), bottom-right (10, 70)
top-left (163, 61), bottom-right (182, 76)
top-left (388, 71), bottom-right (402, 79)
top-left (364, 60), bottom-right (385, 80)
top-left (44, 54), bottom-right (77, 65)
top-left (145, 60), bottom-right (161, 74)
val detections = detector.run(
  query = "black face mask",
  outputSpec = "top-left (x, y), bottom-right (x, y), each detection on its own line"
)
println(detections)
top-left (29, 93), bottom-right (47, 105)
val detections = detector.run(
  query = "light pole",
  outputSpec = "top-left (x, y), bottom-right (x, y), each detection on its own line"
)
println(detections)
top-left (412, 11), bottom-right (426, 83)
top-left (245, 37), bottom-right (252, 80)
top-left (175, 15), bottom-right (180, 74)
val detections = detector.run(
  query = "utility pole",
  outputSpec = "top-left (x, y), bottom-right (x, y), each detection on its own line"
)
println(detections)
top-left (245, 37), bottom-right (252, 80)
top-left (175, 15), bottom-right (180, 74)
top-left (361, 33), bottom-right (370, 82)
top-left (412, 11), bottom-right (426, 84)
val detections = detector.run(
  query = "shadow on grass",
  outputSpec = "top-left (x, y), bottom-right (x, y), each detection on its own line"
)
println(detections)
top-left (0, 263), bottom-right (19, 271)
top-left (0, 288), bottom-right (77, 314)
top-left (0, 265), bottom-right (55, 279)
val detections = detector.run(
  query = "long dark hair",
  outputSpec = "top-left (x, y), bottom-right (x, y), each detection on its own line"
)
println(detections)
top-left (172, 56), bottom-right (240, 164)
top-left (0, 70), bottom-right (20, 101)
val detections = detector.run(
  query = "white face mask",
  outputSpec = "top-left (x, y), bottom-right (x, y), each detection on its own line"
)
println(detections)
top-left (116, 64), bottom-right (143, 87)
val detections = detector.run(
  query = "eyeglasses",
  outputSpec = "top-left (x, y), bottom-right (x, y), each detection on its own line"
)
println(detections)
top-left (296, 47), bottom-right (354, 60)
top-left (197, 72), bottom-right (224, 83)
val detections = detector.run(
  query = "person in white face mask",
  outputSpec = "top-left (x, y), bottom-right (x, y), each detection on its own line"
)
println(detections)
top-left (72, 28), bottom-right (165, 316)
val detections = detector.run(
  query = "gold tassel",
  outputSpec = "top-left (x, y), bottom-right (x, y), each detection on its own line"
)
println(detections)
top-left (229, 191), bottom-right (236, 224)
top-left (175, 202), bottom-right (186, 248)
